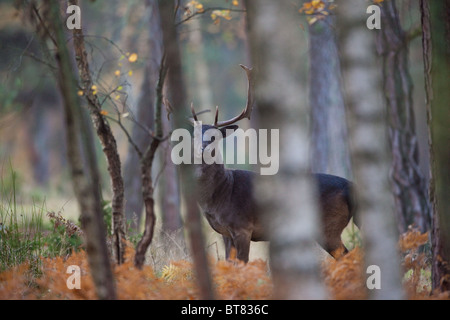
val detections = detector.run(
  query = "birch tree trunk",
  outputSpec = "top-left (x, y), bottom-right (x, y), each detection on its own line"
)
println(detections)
top-left (45, 0), bottom-right (116, 299)
top-left (69, 0), bottom-right (126, 265)
top-left (158, 0), bottom-right (214, 300)
top-left (337, 0), bottom-right (404, 299)
top-left (245, 0), bottom-right (327, 300)
top-left (309, 8), bottom-right (351, 179)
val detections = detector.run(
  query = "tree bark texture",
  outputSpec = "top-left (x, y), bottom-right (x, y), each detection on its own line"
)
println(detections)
top-left (134, 60), bottom-right (166, 269)
top-left (245, 0), bottom-right (327, 299)
top-left (420, 0), bottom-right (450, 292)
top-left (337, 0), bottom-right (404, 299)
top-left (377, 0), bottom-right (430, 234)
top-left (45, 0), bottom-right (116, 299)
top-left (69, 0), bottom-right (126, 265)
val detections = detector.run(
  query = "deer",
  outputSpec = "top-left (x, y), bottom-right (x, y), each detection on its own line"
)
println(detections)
top-left (189, 64), bottom-right (355, 263)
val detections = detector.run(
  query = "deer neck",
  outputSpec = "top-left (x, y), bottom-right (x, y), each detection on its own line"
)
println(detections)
top-left (195, 162), bottom-right (233, 210)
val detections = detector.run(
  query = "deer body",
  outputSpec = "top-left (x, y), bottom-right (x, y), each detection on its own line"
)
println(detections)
top-left (195, 162), bottom-right (263, 261)
top-left (190, 65), bottom-right (354, 263)
top-left (195, 158), bottom-right (353, 262)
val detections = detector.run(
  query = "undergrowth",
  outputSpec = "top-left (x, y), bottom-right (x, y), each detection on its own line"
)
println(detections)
top-left (0, 226), bottom-right (449, 300)
top-left (1, 166), bottom-right (449, 300)
top-left (0, 246), bottom-right (273, 300)
top-left (1, 165), bottom-right (44, 276)
top-left (0, 165), bottom-right (82, 276)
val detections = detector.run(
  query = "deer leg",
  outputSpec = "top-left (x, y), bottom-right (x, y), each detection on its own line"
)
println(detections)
top-left (323, 218), bottom-right (351, 258)
top-left (321, 190), bottom-right (352, 258)
top-left (323, 239), bottom-right (348, 258)
top-left (222, 235), bottom-right (235, 260)
top-left (322, 217), bottom-right (350, 258)
top-left (232, 231), bottom-right (251, 263)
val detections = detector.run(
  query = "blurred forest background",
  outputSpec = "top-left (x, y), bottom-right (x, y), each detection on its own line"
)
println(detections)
top-left (0, 0), bottom-right (449, 300)
top-left (0, 0), bottom-right (258, 265)
top-left (0, 0), bottom-right (252, 207)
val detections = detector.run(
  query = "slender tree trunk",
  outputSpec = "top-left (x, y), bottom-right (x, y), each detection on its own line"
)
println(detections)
top-left (134, 60), bottom-right (166, 269)
top-left (45, 0), bottom-right (116, 299)
top-left (158, 110), bottom-right (183, 240)
top-left (245, 0), bottom-right (327, 299)
top-left (123, 69), bottom-right (154, 232)
top-left (420, 0), bottom-right (450, 292)
top-left (69, 0), bottom-right (126, 265)
top-left (309, 9), bottom-right (351, 179)
top-left (132, 1), bottom-right (184, 268)
top-left (28, 101), bottom-right (51, 186)
top-left (158, 0), bottom-right (215, 300)
top-left (159, 0), bottom-right (183, 239)
top-left (188, 17), bottom-right (214, 110)
top-left (377, 0), bottom-right (430, 234)
top-left (123, 0), bottom-right (164, 232)
top-left (337, 0), bottom-right (404, 299)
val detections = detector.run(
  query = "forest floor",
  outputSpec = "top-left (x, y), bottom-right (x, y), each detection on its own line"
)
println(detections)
top-left (0, 203), bottom-right (449, 300)
top-left (0, 179), bottom-right (449, 299)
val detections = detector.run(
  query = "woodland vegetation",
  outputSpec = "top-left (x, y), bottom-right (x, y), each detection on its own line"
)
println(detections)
top-left (0, 0), bottom-right (449, 300)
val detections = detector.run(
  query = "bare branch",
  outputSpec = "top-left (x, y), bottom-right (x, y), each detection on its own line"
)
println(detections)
top-left (175, 7), bottom-right (246, 26)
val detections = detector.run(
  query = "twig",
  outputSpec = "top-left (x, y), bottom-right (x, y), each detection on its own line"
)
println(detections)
top-left (31, 4), bottom-right (57, 46)
top-left (65, 34), bottom-right (128, 57)
top-left (107, 115), bottom-right (143, 158)
top-left (21, 50), bottom-right (57, 71)
top-left (175, 7), bottom-right (246, 26)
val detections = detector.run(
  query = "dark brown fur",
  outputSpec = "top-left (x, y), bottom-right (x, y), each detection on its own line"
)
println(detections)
top-left (194, 132), bottom-right (355, 262)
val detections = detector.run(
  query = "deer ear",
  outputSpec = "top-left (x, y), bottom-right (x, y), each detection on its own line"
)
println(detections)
top-left (220, 125), bottom-right (239, 138)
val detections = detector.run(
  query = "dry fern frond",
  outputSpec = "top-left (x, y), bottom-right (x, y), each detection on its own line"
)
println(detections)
top-left (322, 247), bottom-right (366, 300)
top-left (213, 258), bottom-right (272, 300)
top-left (161, 261), bottom-right (193, 283)
top-left (398, 227), bottom-right (432, 299)
top-left (2, 226), bottom-right (450, 300)
top-left (398, 227), bottom-right (428, 252)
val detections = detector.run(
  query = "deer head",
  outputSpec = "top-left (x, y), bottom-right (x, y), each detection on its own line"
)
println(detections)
top-left (190, 64), bottom-right (254, 161)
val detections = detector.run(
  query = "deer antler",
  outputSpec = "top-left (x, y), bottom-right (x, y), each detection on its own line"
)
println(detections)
top-left (214, 64), bottom-right (254, 127)
top-left (189, 103), bottom-right (212, 125)
top-left (190, 102), bottom-right (199, 123)
top-left (189, 65), bottom-right (254, 127)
